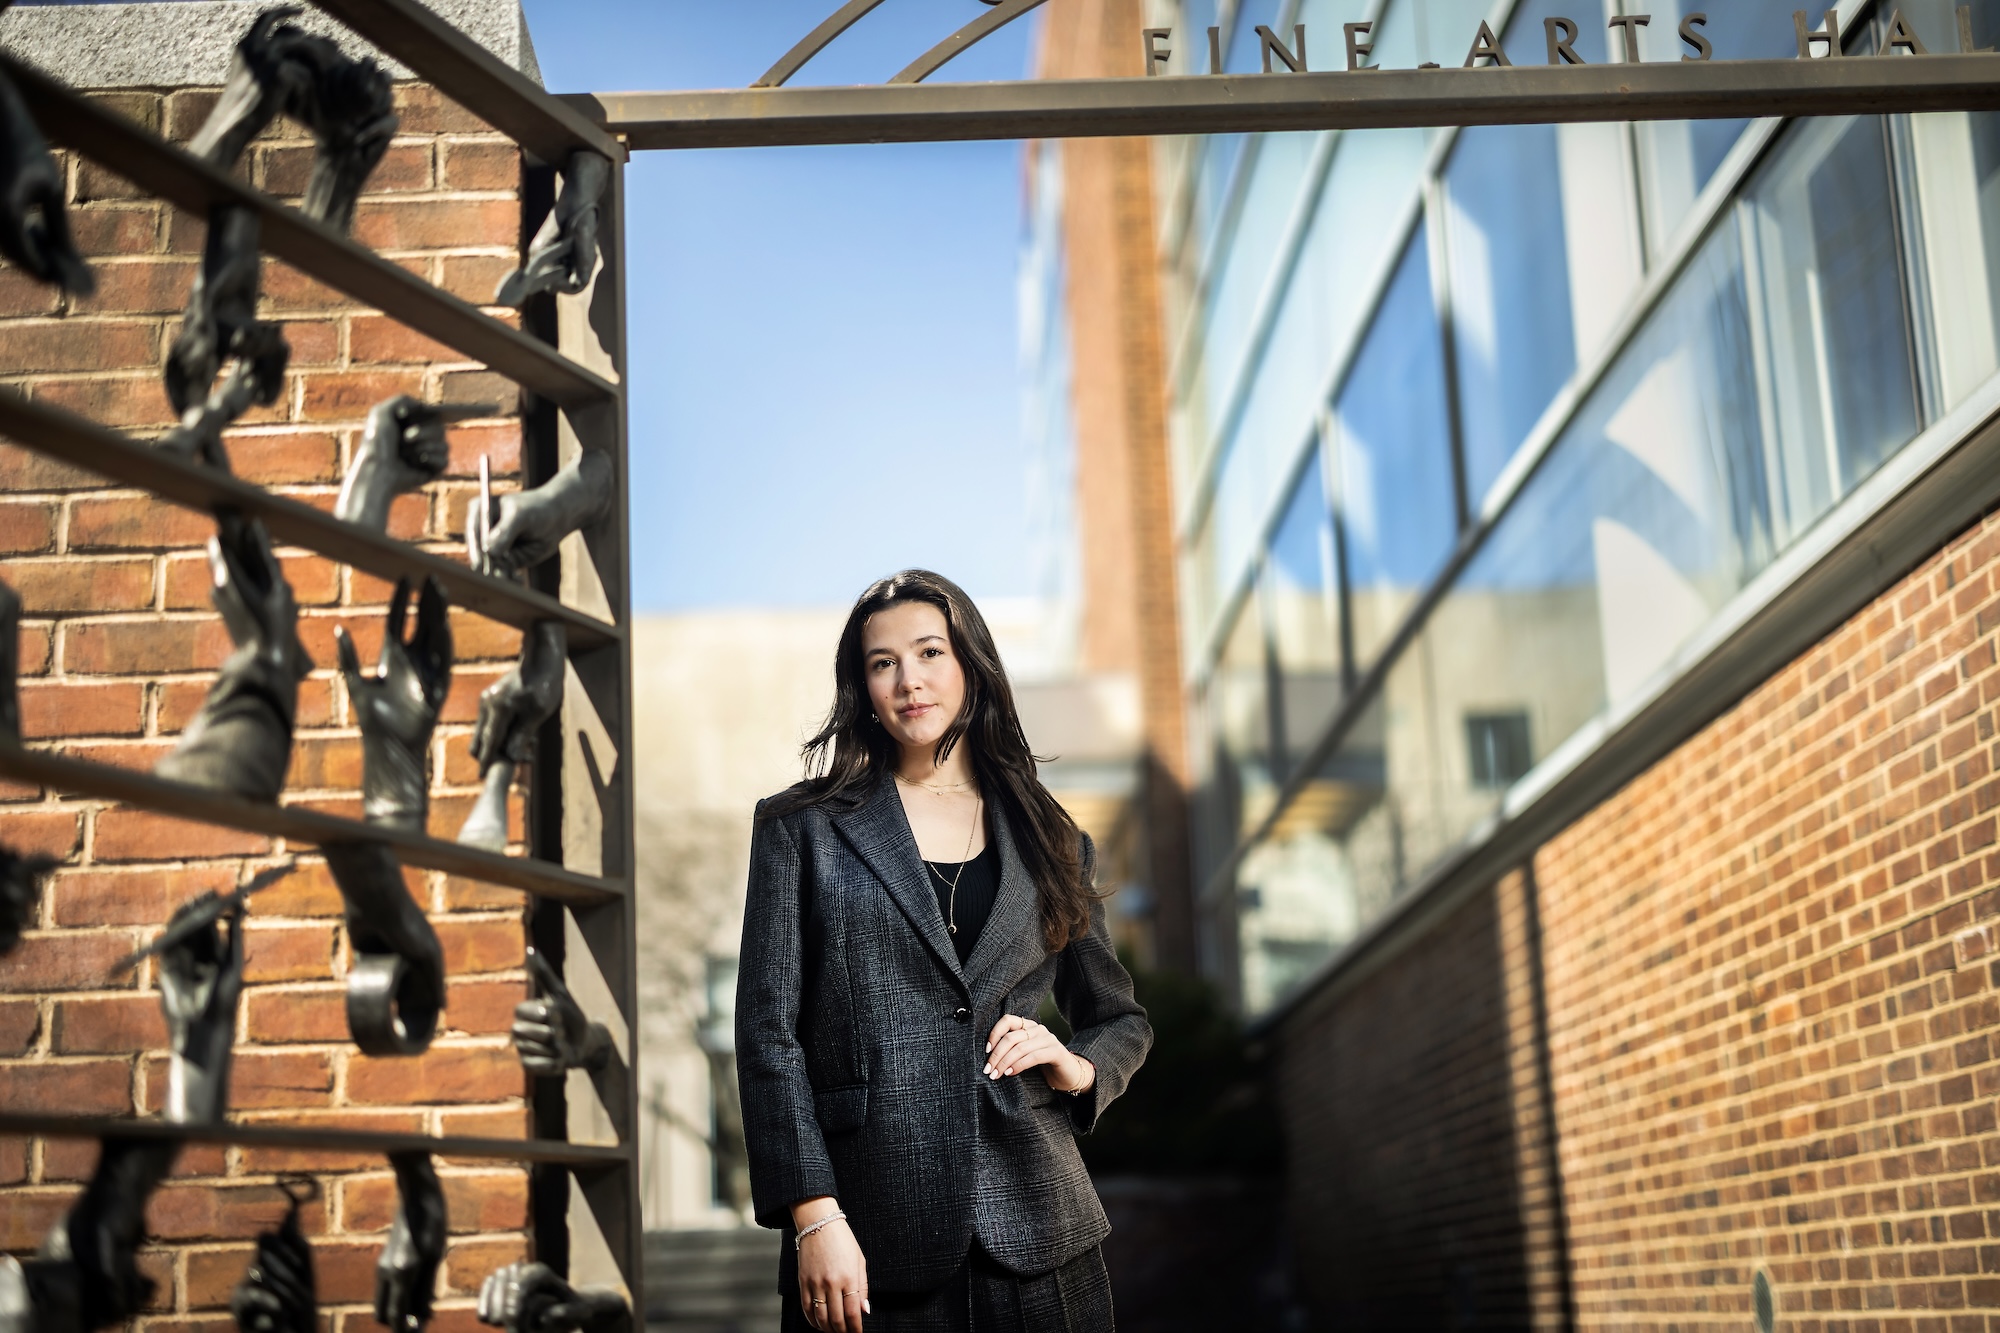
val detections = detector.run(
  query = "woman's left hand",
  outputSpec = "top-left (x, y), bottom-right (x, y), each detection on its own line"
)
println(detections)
top-left (984, 1014), bottom-right (1094, 1093)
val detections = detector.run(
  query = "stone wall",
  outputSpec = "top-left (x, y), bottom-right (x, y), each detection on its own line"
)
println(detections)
top-left (0, 80), bottom-right (538, 1333)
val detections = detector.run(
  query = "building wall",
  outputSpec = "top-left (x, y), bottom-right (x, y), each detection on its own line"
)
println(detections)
top-left (1034, 0), bottom-right (1194, 971)
top-left (1275, 499), bottom-right (2000, 1325)
top-left (0, 81), bottom-right (538, 1329)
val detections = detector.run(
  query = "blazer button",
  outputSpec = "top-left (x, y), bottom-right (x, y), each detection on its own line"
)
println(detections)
top-left (953, 1007), bottom-right (971, 1024)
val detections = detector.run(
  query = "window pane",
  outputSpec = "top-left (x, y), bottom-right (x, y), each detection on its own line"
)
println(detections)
top-left (1206, 591), bottom-right (1279, 848)
top-left (1742, 115), bottom-right (1920, 543)
top-left (1444, 121), bottom-right (1579, 502)
top-left (1268, 447), bottom-right (1343, 771)
top-left (1335, 229), bottom-right (1458, 670)
top-left (1202, 131), bottom-right (1321, 431)
top-left (1632, 0), bottom-right (1829, 261)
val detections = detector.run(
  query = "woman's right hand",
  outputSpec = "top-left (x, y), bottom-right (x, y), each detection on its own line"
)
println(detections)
top-left (794, 1200), bottom-right (869, 1331)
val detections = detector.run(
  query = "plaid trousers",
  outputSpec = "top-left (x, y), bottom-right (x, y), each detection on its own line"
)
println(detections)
top-left (780, 1245), bottom-right (1114, 1333)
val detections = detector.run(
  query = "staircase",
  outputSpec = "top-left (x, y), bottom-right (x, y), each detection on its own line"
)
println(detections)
top-left (644, 1228), bottom-right (785, 1333)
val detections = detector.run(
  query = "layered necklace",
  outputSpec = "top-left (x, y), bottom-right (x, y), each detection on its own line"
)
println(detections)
top-left (898, 772), bottom-right (981, 936)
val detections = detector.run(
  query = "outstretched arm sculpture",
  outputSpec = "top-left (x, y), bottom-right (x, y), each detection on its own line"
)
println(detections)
top-left (476, 1264), bottom-right (630, 1333)
top-left (157, 515), bottom-right (310, 802)
top-left (0, 66), bottom-right (92, 296)
top-left (159, 207), bottom-right (289, 471)
top-left (190, 6), bottom-right (397, 232)
top-left (512, 948), bottom-right (612, 1078)
top-left (337, 577), bottom-right (452, 833)
top-left (231, 1180), bottom-right (318, 1333)
top-left (494, 150), bottom-right (610, 307)
top-left (326, 842), bottom-right (444, 1056)
top-left (335, 398), bottom-right (494, 533)
top-left (374, 1152), bottom-right (446, 1333)
top-left (456, 621), bottom-right (566, 853)
top-left (156, 891), bottom-right (247, 1125)
top-left (468, 451), bottom-right (614, 579)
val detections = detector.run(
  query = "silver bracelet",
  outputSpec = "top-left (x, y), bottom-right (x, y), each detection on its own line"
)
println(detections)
top-left (794, 1210), bottom-right (846, 1251)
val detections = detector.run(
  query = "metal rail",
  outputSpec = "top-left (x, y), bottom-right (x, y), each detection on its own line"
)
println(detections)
top-left (312, 0), bottom-right (626, 166)
top-left (0, 394), bottom-right (619, 649)
top-left (583, 53), bottom-right (2000, 149)
top-left (0, 1112), bottom-right (626, 1167)
top-left (0, 53), bottom-right (617, 408)
top-left (0, 745), bottom-right (626, 906)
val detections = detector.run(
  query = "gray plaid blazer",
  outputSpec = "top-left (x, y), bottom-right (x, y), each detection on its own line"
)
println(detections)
top-left (735, 771), bottom-right (1152, 1291)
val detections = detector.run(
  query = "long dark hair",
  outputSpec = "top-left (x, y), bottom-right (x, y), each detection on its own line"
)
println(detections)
top-left (763, 569), bottom-right (1097, 953)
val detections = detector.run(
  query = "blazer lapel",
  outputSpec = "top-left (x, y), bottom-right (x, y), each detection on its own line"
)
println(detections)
top-left (963, 802), bottom-right (1041, 996)
top-left (829, 771), bottom-right (967, 987)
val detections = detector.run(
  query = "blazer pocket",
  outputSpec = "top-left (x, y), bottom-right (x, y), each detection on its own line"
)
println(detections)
top-left (813, 1083), bottom-right (869, 1135)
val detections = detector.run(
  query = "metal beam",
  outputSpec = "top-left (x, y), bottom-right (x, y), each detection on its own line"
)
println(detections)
top-left (311, 0), bottom-right (627, 165)
top-left (580, 53), bottom-right (2000, 150)
top-left (0, 744), bottom-right (627, 907)
top-left (1, 53), bottom-right (618, 408)
top-left (0, 392), bottom-right (620, 651)
top-left (0, 1111), bottom-right (628, 1165)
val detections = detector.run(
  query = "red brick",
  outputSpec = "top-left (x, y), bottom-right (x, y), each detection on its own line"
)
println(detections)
top-left (0, 444), bottom-right (104, 492)
top-left (260, 259), bottom-right (359, 312)
top-left (163, 549), bottom-right (335, 610)
top-left (346, 1043), bottom-right (524, 1106)
top-left (0, 808), bottom-right (83, 858)
top-left (443, 420), bottom-right (521, 479)
top-left (242, 859), bottom-right (344, 919)
top-left (0, 320), bottom-right (155, 372)
top-left (92, 810), bottom-right (272, 863)
top-left (0, 557), bottom-right (154, 613)
top-left (0, 499), bottom-right (56, 554)
top-left (0, 931), bottom-right (133, 993)
top-left (32, 374), bottom-right (176, 429)
top-left (242, 985), bottom-right (346, 1043)
top-left (441, 1236), bottom-right (528, 1296)
top-left (63, 617), bottom-right (232, 674)
top-left (340, 1167), bottom-right (527, 1232)
top-left (67, 494), bottom-right (213, 551)
top-left (146, 1182), bottom-right (328, 1242)
top-left (391, 87), bottom-right (495, 136)
top-left (232, 1108), bottom-right (426, 1173)
top-left (221, 430), bottom-right (341, 486)
top-left (67, 204), bottom-right (161, 258)
top-left (297, 369), bottom-right (427, 422)
top-left (445, 977), bottom-right (527, 1037)
top-left (52, 992), bottom-right (166, 1052)
top-left (0, 1135), bottom-right (28, 1185)
top-left (439, 140), bottom-right (518, 192)
top-left (18, 681), bottom-right (145, 738)
top-left (438, 255), bottom-right (515, 305)
top-left (350, 314), bottom-right (461, 366)
top-left (0, 264), bottom-right (63, 317)
top-left (243, 922), bottom-right (336, 984)
top-left (353, 198), bottom-right (519, 253)
top-left (52, 864), bottom-right (237, 927)
top-left (0, 997), bottom-right (38, 1054)
top-left (0, 1189), bottom-right (73, 1250)
top-left (435, 917), bottom-right (526, 976)
top-left (284, 734), bottom-right (363, 790)
top-left (68, 258), bottom-right (195, 316)
top-left (0, 1058), bottom-right (130, 1113)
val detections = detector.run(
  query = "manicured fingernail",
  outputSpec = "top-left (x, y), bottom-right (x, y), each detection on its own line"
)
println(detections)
top-left (864, 1301), bottom-right (872, 1314)
top-left (988, 1069), bottom-right (999, 1080)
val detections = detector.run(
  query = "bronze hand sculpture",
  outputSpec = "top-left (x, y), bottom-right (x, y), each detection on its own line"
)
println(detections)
top-left (337, 577), bottom-right (452, 834)
top-left (469, 451), bottom-right (614, 579)
top-left (157, 516), bottom-right (310, 802)
top-left (0, 66), bottom-right (92, 296)
top-left (374, 1152), bottom-right (446, 1333)
top-left (159, 207), bottom-right (289, 471)
top-left (230, 1180), bottom-right (318, 1333)
top-left (476, 1263), bottom-right (630, 1333)
top-left (512, 948), bottom-right (612, 1079)
top-left (326, 842), bottom-right (444, 1056)
top-left (156, 892), bottom-right (247, 1125)
top-left (457, 621), bottom-right (566, 852)
top-left (190, 6), bottom-right (397, 233)
top-left (335, 398), bottom-right (494, 534)
top-left (494, 150), bottom-right (610, 307)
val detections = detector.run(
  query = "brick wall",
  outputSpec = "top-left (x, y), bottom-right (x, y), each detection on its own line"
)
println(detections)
top-left (0, 83), bottom-right (537, 1333)
top-left (1273, 503), bottom-right (2000, 1326)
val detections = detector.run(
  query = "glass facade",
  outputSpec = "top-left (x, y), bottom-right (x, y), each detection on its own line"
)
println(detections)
top-left (1150, 0), bottom-right (2000, 1016)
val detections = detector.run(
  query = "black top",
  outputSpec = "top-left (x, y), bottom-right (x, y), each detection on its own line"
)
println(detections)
top-left (924, 842), bottom-right (999, 966)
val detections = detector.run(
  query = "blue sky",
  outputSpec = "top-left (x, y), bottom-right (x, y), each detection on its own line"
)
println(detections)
top-left (517, 2), bottom-right (1040, 612)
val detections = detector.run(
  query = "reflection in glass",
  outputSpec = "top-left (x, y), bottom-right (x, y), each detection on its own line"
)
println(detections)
top-left (1741, 115), bottom-right (1919, 545)
top-left (1631, 0), bottom-right (1823, 261)
top-left (1334, 230), bottom-right (1458, 670)
top-left (1210, 591), bottom-right (1278, 844)
top-left (1267, 445), bottom-right (1342, 774)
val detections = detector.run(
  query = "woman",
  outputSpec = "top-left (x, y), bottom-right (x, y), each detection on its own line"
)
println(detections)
top-left (736, 570), bottom-right (1152, 1333)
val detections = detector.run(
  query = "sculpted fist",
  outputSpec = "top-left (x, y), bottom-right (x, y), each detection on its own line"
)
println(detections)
top-left (335, 398), bottom-right (493, 533)
top-left (476, 1263), bottom-right (630, 1333)
top-left (156, 894), bottom-right (246, 1125)
top-left (337, 577), bottom-right (453, 833)
top-left (0, 68), bottom-right (92, 296)
top-left (512, 948), bottom-right (612, 1078)
top-left (374, 1153), bottom-right (445, 1333)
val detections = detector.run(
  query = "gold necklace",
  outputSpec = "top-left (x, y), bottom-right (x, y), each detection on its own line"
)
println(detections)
top-left (924, 796), bottom-right (982, 936)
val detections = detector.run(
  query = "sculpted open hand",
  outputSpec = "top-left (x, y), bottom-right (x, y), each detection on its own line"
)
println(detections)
top-left (983, 1014), bottom-right (1094, 1093)
top-left (792, 1201), bottom-right (867, 1333)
